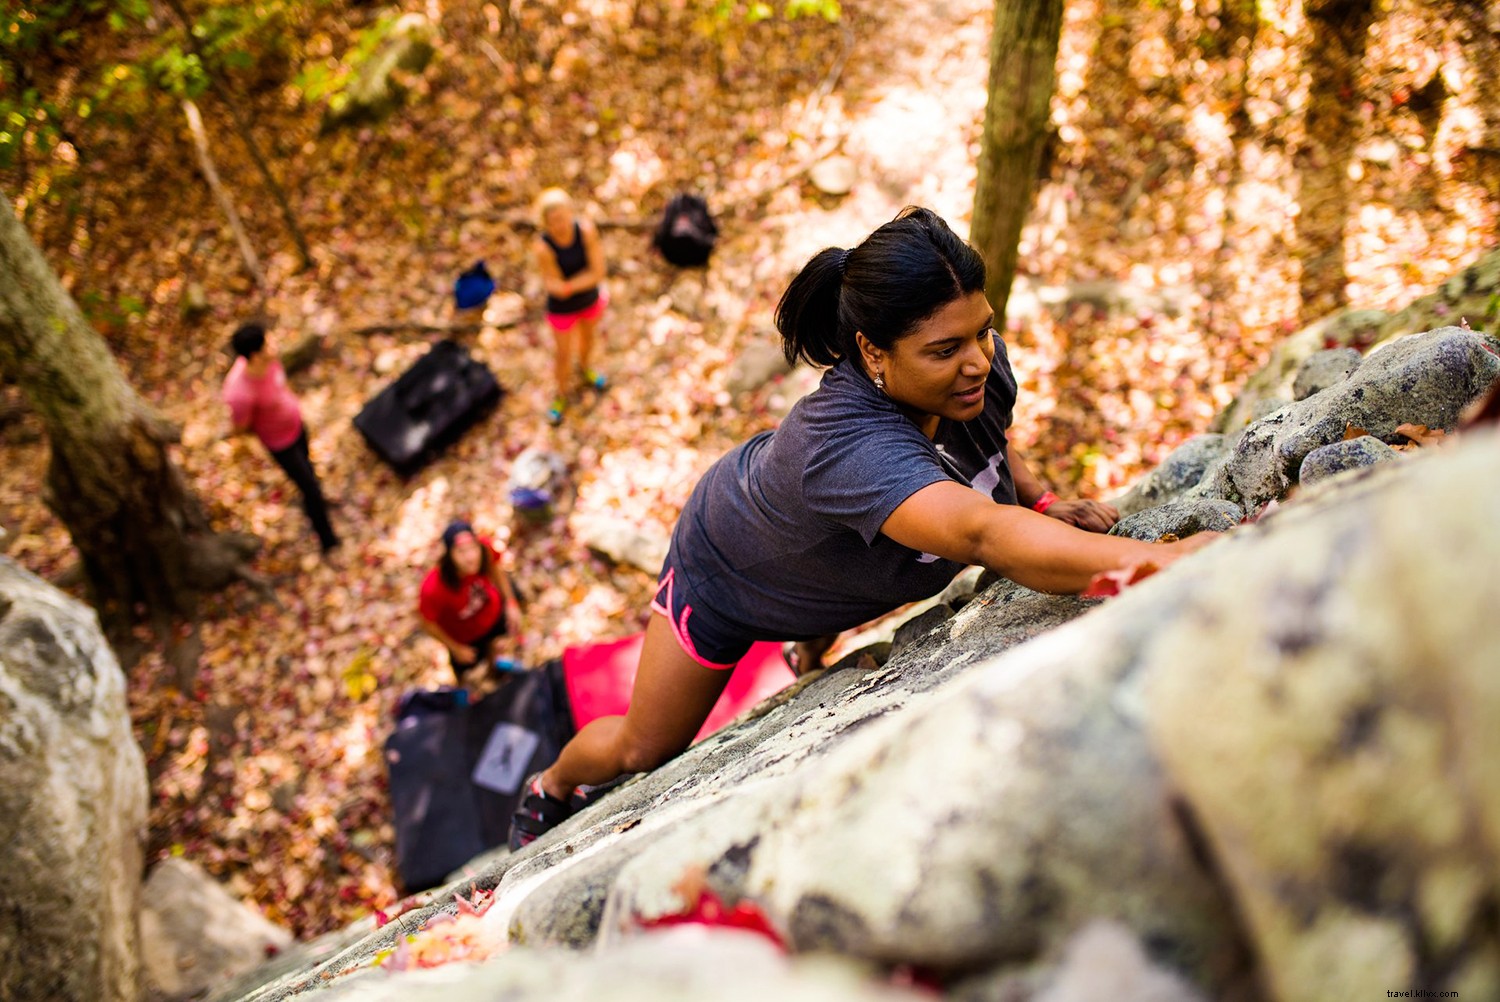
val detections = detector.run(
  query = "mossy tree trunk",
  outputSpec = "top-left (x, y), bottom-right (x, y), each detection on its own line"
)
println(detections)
top-left (0, 195), bottom-right (260, 644)
top-left (970, 0), bottom-right (1064, 323)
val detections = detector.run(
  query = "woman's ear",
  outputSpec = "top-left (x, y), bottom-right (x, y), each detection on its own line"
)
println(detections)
top-left (854, 331), bottom-right (884, 373)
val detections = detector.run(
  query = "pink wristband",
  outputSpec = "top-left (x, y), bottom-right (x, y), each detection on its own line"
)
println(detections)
top-left (1032, 491), bottom-right (1060, 514)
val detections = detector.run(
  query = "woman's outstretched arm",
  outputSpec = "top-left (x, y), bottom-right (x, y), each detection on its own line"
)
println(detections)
top-left (881, 480), bottom-right (1213, 595)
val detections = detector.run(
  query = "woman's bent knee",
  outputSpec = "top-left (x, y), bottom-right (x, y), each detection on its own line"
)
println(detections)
top-left (618, 737), bottom-right (683, 775)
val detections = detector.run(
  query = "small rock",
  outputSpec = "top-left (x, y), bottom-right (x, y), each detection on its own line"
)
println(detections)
top-left (577, 517), bottom-right (670, 575)
top-left (1109, 499), bottom-right (1244, 542)
top-left (1292, 347), bottom-right (1362, 401)
top-left (1297, 435), bottom-right (1400, 488)
top-left (140, 858), bottom-right (293, 1001)
top-left (727, 339), bottom-right (793, 397)
top-left (809, 155), bottom-right (857, 196)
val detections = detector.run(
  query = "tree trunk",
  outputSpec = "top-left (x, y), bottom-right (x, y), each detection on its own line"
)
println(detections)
top-left (0, 195), bottom-right (260, 639)
top-left (159, 0), bottom-right (315, 272)
top-left (182, 98), bottom-right (268, 294)
top-left (1296, 0), bottom-right (1376, 324)
top-left (970, 0), bottom-right (1064, 323)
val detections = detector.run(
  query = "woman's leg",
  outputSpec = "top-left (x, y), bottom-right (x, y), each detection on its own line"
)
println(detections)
top-left (575, 314), bottom-right (599, 384)
top-left (552, 325), bottom-right (577, 402)
top-left (788, 634), bottom-right (838, 677)
top-left (538, 612), bottom-right (732, 799)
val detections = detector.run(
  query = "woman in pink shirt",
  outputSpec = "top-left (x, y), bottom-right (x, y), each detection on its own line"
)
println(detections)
top-left (222, 323), bottom-right (339, 552)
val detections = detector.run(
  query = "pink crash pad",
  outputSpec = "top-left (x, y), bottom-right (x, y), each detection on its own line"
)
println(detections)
top-left (562, 634), bottom-right (795, 743)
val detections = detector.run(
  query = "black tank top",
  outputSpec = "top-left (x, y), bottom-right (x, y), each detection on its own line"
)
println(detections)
top-left (543, 222), bottom-right (600, 315)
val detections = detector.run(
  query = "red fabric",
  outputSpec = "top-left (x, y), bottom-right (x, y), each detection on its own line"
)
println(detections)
top-left (639, 888), bottom-right (786, 948)
top-left (562, 634), bottom-right (794, 742)
top-left (417, 540), bottom-right (503, 644)
top-left (222, 357), bottom-right (303, 451)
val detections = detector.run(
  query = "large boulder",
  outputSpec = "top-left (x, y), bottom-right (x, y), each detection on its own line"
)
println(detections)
top-left (141, 857), bottom-right (295, 1001)
top-left (0, 557), bottom-right (148, 1002)
top-left (1148, 432), bottom-right (1500, 1001)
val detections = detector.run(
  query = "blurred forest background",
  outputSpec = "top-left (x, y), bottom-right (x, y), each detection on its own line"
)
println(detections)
top-left (4, 0), bottom-right (1500, 937)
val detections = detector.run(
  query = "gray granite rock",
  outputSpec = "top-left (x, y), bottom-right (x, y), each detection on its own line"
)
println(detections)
top-left (1210, 328), bottom-right (1500, 509)
top-left (141, 858), bottom-right (294, 1002)
top-left (1292, 347), bottom-right (1362, 401)
top-left (1149, 432), bottom-right (1500, 1002)
top-left (0, 557), bottom-right (147, 1002)
top-left (1109, 499), bottom-right (1243, 541)
top-left (1111, 435), bottom-right (1230, 517)
top-left (1297, 435), bottom-right (1400, 488)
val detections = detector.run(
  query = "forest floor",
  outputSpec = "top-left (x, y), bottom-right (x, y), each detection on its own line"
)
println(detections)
top-left (5, 0), bottom-right (1500, 937)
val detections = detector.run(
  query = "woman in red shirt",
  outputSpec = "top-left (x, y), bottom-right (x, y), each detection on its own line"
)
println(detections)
top-left (418, 521), bottom-right (523, 681)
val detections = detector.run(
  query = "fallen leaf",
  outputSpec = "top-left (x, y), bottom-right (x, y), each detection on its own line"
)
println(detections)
top-left (1343, 424), bottom-right (1369, 441)
top-left (1394, 423), bottom-right (1447, 447)
top-left (1081, 561), bottom-right (1160, 598)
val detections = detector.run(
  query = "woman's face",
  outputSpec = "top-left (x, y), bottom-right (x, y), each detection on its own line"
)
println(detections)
top-left (867, 291), bottom-right (997, 436)
top-left (449, 533), bottom-right (483, 577)
top-left (543, 204), bottom-right (574, 238)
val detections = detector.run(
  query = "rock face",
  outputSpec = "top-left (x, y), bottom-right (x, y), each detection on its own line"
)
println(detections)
top-left (1208, 328), bottom-right (1500, 510)
top-left (0, 557), bottom-right (148, 1002)
top-left (1148, 435), bottom-right (1500, 1002)
top-left (141, 858), bottom-right (294, 1001)
top-left (211, 327), bottom-right (1500, 1002)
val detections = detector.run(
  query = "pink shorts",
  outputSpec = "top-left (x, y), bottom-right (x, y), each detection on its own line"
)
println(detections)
top-left (650, 567), bottom-right (751, 670)
top-left (546, 292), bottom-right (607, 333)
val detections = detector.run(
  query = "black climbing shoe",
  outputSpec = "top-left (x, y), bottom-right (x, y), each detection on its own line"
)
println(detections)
top-left (509, 772), bottom-right (575, 850)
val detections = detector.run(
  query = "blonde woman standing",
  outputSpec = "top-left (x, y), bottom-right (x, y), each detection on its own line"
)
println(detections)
top-left (532, 188), bottom-right (608, 425)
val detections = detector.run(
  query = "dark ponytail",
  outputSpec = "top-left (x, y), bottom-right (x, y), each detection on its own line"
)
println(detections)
top-left (775, 207), bottom-right (987, 368)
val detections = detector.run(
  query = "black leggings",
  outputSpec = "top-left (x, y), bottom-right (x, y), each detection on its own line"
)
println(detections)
top-left (269, 428), bottom-right (338, 551)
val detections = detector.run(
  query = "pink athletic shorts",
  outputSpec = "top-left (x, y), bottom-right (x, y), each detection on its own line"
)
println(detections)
top-left (546, 291), bottom-right (608, 332)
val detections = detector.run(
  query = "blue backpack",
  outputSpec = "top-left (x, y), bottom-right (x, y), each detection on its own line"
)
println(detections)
top-left (454, 261), bottom-right (496, 310)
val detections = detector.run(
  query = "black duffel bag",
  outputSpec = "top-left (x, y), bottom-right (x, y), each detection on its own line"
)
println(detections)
top-left (353, 339), bottom-right (503, 478)
top-left (384, 661), bottom-right (573, 892)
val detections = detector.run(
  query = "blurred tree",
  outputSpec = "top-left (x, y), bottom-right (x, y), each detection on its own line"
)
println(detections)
top-left (970, 0), bottom-right (1064, 323)
top-left (0, 195), bottom-right (262, 644)
top-left (1, 0), bottom-right (311, 267)
top-left (1296, 0), bottom-right (1377, 323)
top-left (157, 0), bottom-right (313, 270)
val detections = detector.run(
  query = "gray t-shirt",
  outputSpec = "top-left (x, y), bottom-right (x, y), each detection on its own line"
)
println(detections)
top-left (664, 340), bottom-right (1020, 642)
